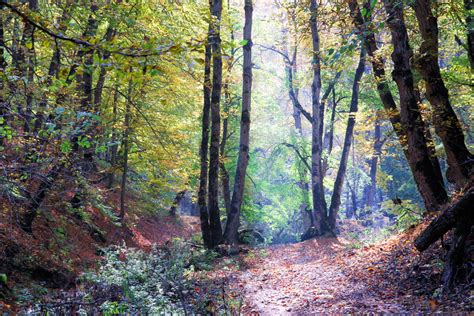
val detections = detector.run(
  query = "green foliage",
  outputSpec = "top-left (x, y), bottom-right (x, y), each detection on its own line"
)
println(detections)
top-left (0, 273), bottom-right (7, 284)
top-left (77, 240), bottom-right (235, 314)
top-left (382, 200), bottom-right (423, 231)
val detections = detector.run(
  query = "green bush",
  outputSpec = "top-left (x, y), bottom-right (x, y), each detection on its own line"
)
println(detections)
top-left (23, 239), bottom-right (241, 314)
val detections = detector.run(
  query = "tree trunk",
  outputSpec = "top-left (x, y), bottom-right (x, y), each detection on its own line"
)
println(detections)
top-left (198, 41), bottom-right (213, 248)
top-left (107, 86), bottom-right (119, 189)
top-left (20, 165), bottom-right (62, 233)
top-left (170, 191), bottom-right (186, 217)
top-left (220, 86), bottom-right (231, 216)
top-left (412, 0), bottom-right (473, 188)
top-left (208, 0), bottom-right (224, 247)
top-left (322, 89), bottom-right (338, 176)
top-left (414, 187), bottom-right (473, 291)
top-left (17, 0), bottom-right (38, 133)
top-left (383, 0), bottom-right (448, 211)
top-left (309, 0), bottom-right (328, 235)
top-left (220, 23), bottom-right (236, 217)
top-left (328, 48), bottom-right (365, 231)
top-left (365, 114), bottom-right (382, 210)
top-left (465, 0), bottom-right (474, 68)
top-left (281, 7), bottom-right (302, 133)
top-left (93, 27), bottom-right (115, 110)
top-left (0, 10), bottom-right (6, 146)
top-left (34, 40), bottom-right (62, 133)
top-left (348, 0), bottom-right (448, 212)
top-left (223, 0), bottom-right (253, 245)
top-left (414, 187), bottom-right (474, 252)
top-left (120, 80), bottom-right (132, 223)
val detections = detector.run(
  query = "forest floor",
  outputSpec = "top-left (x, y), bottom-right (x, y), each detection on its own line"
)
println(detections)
top-left (1, 191), bottom-right (472, 314)
top-left (224, 224), bottom-right (471, 314)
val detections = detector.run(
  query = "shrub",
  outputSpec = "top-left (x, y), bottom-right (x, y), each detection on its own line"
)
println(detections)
top-left (23, 239), bottom-right (241, 315)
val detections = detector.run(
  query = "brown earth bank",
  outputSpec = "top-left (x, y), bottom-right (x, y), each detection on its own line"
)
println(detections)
top-left (0, 185), bottom-right (200, 312)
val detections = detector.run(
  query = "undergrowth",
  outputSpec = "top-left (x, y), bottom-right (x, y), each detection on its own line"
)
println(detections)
top-left (19, 239), bottom-right (242, 315)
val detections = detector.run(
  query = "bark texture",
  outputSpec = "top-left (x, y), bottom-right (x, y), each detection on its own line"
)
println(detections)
top-left (119, 80), bottom-right (132, 223)
top-left (198, 42), bottom-right (212, 248)
top-left (348, 0), bottom-right (448, 213)
top-left (412, 0), bottom-right (473, 188)
top-left (223, 0), bottom-right (253, 245)
top-left (208, 0), bottom-right (224, 247)
top-left (328, 49), bottom-right (365, 231)
top-left (414, 187), bottom-right (474, 252)
top-left (309, 0), bottom-right (328, 234)
top-left (383, 0), bottom-right (448, 211)
top-left (465, 0), bottom-right (474, 68)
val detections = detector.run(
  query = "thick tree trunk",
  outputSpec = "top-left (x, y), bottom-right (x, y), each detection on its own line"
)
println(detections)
top-left (412, 0), bottom-right (473, 188)
top-left (415, 187), bottom-right (473, 290)
top-left (415, 85), bottom-right (445, 187)
top-left (348, 0), bottom-right (448, 212)
top-left (414, 187), bottom-right (474, 252)
top-left (309, 0), bottom-right (328, 235)
top-left (328, 49), bottom-right (365, 231)
top-left (208, 0), bottom-right (224, 247)
top-left (441, 221), bottom-right (471, 291)
top-left (198, 42), bottom-right (212, 248)
top-left (383, 0), bottom-right (448, 211)
top-left (223, 0), bottom-right (253, 245)
top-left (20, 165), bottom-right (62, 233)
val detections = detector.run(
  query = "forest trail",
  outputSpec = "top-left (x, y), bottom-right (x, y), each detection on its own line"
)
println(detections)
top-left (227, 229), bottom-right (468, 314)
top-left (232, 238), bottom-right (407, 314)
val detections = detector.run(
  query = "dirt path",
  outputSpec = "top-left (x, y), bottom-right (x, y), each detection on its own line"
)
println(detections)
top-left (230, 238), bottom-right (413, 314)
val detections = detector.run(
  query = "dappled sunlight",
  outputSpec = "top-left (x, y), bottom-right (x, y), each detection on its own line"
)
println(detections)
top-left (0, 0), bottom-right (471, 312)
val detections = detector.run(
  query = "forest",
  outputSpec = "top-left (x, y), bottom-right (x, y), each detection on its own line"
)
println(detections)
top-left (0, 0), bottom-right (472, 313)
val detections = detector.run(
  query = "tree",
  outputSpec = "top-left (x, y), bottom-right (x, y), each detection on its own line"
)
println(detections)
top-left (198, 41), bottom-right (213, 248)
top-left (348, 0), bottom-right (448, 213)
top-left (223, 0), bottom-right (253, 245)
top-left (309, 0), bottom-right (329, 235)
top-left (411, 0), bottom-right (473, 188)
top-left (120, 78), bottom-right (132, 223)
top-left (328, 48), bottom-right (365, 231)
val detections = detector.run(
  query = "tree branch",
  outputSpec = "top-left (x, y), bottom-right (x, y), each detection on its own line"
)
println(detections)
top-left (1, 1), bottom-right (177, 58)
top-left (282, 142), bottom-right (311, 172)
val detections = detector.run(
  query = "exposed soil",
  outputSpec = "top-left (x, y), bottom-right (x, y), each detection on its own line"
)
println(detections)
top-left (0, 185), bottom-right (200, 311)
top-left (228, 224), bottom-right (471, 314)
